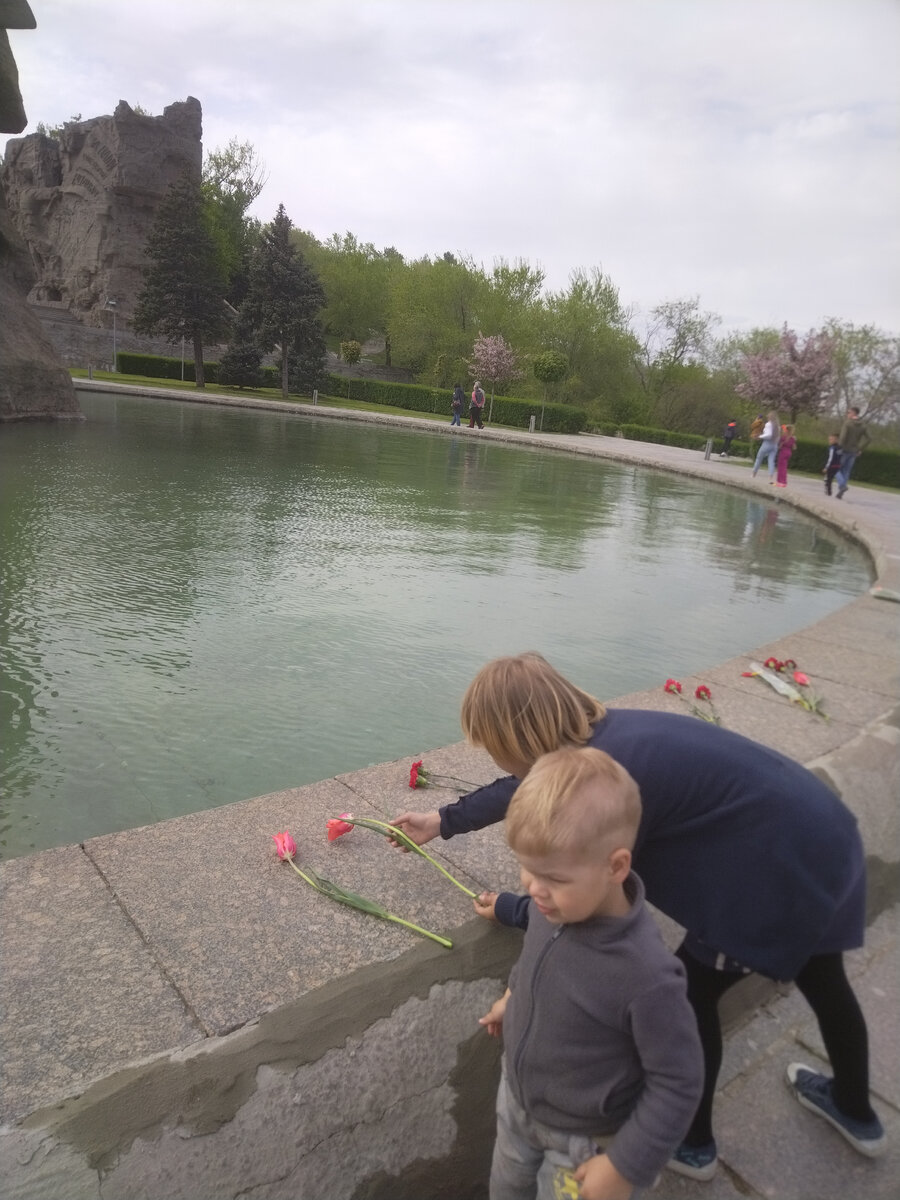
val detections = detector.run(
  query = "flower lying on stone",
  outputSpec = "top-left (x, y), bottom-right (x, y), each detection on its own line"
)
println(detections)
top-left (742, 661), bottom-right (827, 718)
top-left (408, 760), bottom-right (480, 792)
top-left (663, 679), bottom-right (721, 724)
top-left (327, 813), bottom-right (477, 899)
top-left (271, 830), bottom-right (451, 948)
top-left (326, 814), bottom-right (354, 841)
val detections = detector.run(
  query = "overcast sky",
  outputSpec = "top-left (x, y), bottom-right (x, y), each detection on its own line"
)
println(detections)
top-left (8, 0), bottom-right (900, 335)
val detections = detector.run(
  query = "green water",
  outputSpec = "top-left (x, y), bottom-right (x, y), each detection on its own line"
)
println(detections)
top-left (0, 392), bottom-right (869, 858)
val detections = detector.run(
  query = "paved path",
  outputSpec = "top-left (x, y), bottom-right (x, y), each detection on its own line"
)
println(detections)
top-left (11, 382), bottom-right (900, 1197)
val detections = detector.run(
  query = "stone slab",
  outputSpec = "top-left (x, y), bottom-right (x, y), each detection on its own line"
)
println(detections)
top-left (84, 778), bottom-right (488, 1037)
top-left (338, 740), bottom-right (523, 896)
top-left (0, 845), bottom-right (200, 1123)
top-left (713, 1047), bottom-right (900, 1200)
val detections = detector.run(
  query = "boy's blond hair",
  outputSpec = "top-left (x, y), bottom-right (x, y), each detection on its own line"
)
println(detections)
top-left (506, 746), bottom-right (641, 860)
top-left (460, 653), bottom-right (606, 769)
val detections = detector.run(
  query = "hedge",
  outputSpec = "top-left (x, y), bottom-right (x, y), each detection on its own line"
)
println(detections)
top-left (323, 374), bottom-right (587, 434)
top-left (117, 352), bottom-right (283, 388)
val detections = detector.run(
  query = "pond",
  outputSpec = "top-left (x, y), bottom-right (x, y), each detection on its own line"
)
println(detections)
top-left (0, 392), bottom-right (870, 858)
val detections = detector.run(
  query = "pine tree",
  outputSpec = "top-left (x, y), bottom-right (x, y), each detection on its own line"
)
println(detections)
top-left (133, 174), bottom-right (229, 388)
top-left (242, 204), bottom-right (326, 398)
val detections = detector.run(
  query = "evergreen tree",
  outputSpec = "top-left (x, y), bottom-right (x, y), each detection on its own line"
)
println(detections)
top-left (133, 174), bottom-right (229, 388)
top-left (219, 311), bottom-right (264, 389)
top-left (243, 204), bottom-right (326, 398)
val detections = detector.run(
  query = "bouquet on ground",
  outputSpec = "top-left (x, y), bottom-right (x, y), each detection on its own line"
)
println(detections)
top-left (408, 760), bottom-right (480, 791)
top-left (663, 679), bottom-right (722, 724)
top-left (271, 830), bottom-right (452, 948)
top-left (742, 658), bottom-right (827, 718)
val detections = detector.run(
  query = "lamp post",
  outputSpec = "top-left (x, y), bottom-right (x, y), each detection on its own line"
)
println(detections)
top-left (105, 297), bottom-right (117, 371)
top-left (180, 322), bottom-right (185, 381)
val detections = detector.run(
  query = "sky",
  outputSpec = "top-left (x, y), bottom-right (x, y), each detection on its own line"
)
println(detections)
top-left (7, 0), bottom-right (900, 336)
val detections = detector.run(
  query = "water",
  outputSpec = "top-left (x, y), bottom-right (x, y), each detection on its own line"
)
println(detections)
top-left (0, 392), bottom-right (869, 858)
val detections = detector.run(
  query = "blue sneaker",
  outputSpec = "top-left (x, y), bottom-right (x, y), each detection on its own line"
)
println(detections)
top-left (667, 1139), bottom-right (718, 1180)
top-left (786, 1063), bottom-right (886, 1158)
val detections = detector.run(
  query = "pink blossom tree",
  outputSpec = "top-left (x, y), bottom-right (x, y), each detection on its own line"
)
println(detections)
top-left (736, 325), bottom-right (834, 421)
top-left (468, 333), bottom-right (522, 423)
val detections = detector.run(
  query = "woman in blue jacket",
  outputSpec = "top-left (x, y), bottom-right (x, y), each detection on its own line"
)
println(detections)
top-left (392, 653), bottom-right (885, 1179)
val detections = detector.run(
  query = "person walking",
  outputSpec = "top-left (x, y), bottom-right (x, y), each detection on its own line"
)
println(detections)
top-left (469, 381), bottom-right (486, 429)
top-left (720, 419), bottom-right (738, 457)
top-left (776, 424), bottom-right (797, 487)
top-left (835, 407), bottom-right (871, 499)
top-left (451, 383), bottom-right (464, 426)
top-left (823, 435), bottom-right (842, 497)
top-left (751, 410), bottom-right (781, 482)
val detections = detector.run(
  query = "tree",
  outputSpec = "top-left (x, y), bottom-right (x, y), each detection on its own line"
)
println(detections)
top-left (468, 333), bottom-right (522, 422)
top-left (242, 204), bottom-right (326, 398)
top-left (133, 174), bottom-right (229, 389)
top-left (824, 320), bottom-right (900, 425)
top-left (202, 139), bottom-right (267, 307)
top-left (340, 340), bottom-right (362, 365)
top-left (736, 325), bottom-right (834, 421)
top-left (219, 311), bottom-right (264, 389)
top-left (635, 298), bottom-right (720, 427)
top-left (533, 350), bottom-right (568, 429)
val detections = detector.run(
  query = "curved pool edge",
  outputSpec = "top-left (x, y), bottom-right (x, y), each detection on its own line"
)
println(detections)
top-left (0, 382), bottom-right (895, 1199)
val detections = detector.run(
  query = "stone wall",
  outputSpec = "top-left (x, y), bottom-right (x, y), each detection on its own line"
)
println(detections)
top-left (0, 1), bottom-right (79, 422)
top-left (1, 97), bottom-right (202, 326)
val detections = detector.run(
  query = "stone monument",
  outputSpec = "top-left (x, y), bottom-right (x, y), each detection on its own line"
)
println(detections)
top-left (2, 96), bottom-right (203, 324)
top-left (0, 0), bottom-right (79, 420)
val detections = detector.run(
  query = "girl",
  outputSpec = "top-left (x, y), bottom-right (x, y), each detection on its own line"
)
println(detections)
top-left (751, 410), bottom-right (781, 482)
top-left (776, 424), bottom-right (797, 487)
top-left (392, 653), bottom-right (884, 1180)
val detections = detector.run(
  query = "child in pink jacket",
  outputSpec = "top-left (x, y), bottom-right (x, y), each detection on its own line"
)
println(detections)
top-left (776, 425), bottom-right (797, 487)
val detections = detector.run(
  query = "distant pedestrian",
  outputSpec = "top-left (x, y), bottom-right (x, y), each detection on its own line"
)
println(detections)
top-left (751, 410), bottom-right (781, 482)
top-left (451, 383), bottom-right (464, 426)
top-left (469, 381), bottom-right (486, 429)
top-left (776, 424), bottom-right (796, 487)
top-left (720, 419), bottom-right (738, 457)
top-left (822, 435), bottom-right (842, 496)
top-left (835, 407), bottom-right (871, 499)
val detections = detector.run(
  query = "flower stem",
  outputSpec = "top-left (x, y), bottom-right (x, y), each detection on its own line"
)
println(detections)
top-left (344, 817), bottom-right (478, 898)
top-left (385, 915), bottom-right (453, 948)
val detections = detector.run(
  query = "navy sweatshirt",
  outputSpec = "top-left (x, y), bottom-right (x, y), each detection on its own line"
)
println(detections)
top-left (439, 709), bottom-right (865, 980)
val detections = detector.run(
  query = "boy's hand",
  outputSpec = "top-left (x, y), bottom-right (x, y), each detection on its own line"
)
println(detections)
top-left (474, 891), bottom-right (499, 920)
top-left (478, 990), bottom-right (509, 1038)
top-left (573, 1153), bottom-right (633, 1200)
top-left (388, 810), bottom-right (441, 848)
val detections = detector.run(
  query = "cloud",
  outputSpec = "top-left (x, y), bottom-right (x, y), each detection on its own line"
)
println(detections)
top-left (7, 0), bottom-right (900, 332)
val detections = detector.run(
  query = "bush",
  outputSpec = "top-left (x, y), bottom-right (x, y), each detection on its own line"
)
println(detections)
top-left (322, 375), bottom-right (586, 433)
top-left (117, 351), bottom-right (220, 384)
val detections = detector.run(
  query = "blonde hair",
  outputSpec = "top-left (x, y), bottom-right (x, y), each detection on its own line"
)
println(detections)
top-left (506, 746), bottom-right (641, 859)
top-left (460, 653), bottom-right (606, 769)
top-left (783, 424), bottom-right (795, 436)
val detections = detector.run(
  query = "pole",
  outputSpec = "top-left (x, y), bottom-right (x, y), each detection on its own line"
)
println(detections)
top-left (181, 332), bottom-right (185, 381)
top-left (112, 309), bottom-right (117, 371)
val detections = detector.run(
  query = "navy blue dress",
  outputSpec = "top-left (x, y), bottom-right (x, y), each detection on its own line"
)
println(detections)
top-left (439, 709), bottom-right (865, 981)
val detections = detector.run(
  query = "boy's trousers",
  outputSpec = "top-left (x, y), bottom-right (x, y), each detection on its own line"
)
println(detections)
top-left (490, 1072), bottom-right (646, 1200)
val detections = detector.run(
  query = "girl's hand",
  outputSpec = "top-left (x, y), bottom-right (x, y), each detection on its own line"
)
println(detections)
top-left (388, 810), bottom-right (441, 847)
top-left (474, 891), bottom-right (499, 921)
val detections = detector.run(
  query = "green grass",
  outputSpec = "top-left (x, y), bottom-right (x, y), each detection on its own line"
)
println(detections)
top-left (71, 369), bottom-right (478, 425)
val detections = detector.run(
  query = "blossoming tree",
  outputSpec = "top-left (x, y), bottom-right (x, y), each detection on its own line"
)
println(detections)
top-left (736, 325), bottom-right (834, 421)
top-left (468, 333), bottom-right (522, 422)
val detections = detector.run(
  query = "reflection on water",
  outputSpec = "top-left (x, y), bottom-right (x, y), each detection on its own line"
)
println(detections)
top-left (0, 393), bottom-right (870, 858)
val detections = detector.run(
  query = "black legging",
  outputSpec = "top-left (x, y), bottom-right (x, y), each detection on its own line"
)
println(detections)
top-left (676, 943), bottom-right (874, 1147)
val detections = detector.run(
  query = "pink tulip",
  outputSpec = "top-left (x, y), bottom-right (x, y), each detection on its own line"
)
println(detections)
top-left (272, 831), bottom-right (296, 860)
top-left (327, 815), bottom-right (354, 841)
top-left (793, 671), bottom-right (810, 687)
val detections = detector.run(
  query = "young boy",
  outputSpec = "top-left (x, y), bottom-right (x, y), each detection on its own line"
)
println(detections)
top-left (823, 434), bottom-right (842, 496)
top-left (479, 747), bottom-right (702, 1200)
